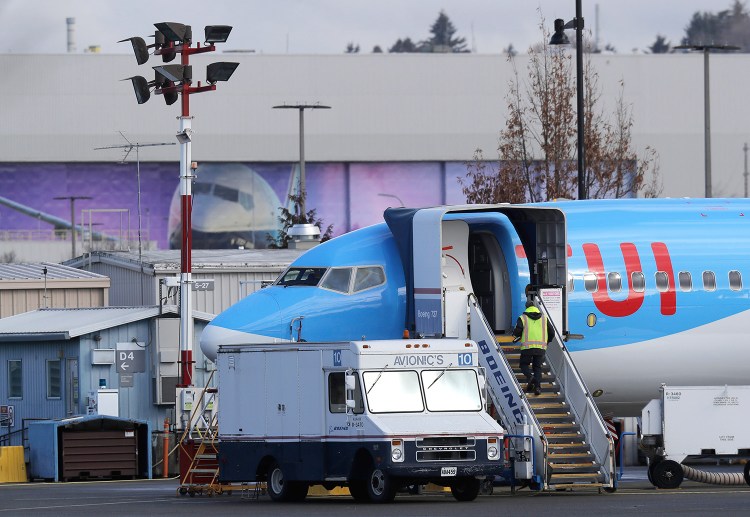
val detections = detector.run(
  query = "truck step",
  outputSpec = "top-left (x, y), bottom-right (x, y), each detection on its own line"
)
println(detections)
top-left (548, 482), bottom-right (604, 490)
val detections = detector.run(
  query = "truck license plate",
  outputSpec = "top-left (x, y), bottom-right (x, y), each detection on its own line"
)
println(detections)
top-left (440, 467), bottom-right (457, 477)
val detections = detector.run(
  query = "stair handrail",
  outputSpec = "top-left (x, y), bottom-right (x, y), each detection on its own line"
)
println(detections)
top-left (534, 294), bottom-right (616, 487)
top-left (468, 294), bottom-right (549, 487)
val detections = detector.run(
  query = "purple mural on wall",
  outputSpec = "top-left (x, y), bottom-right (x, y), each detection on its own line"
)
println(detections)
top-left (0, 161), bottom-right (475, 250)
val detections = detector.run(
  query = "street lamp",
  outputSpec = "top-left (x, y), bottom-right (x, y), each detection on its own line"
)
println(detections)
top-left (674, 44), bottom-right (739, 198)
top-left (53, 195), bottom-right (92, 259)
top-left (550, 0), bottom-right (586, 200)
top-left (273, 103), bottom-right (331, 216)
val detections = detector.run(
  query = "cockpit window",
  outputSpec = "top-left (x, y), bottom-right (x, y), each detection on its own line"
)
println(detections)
top-left (238, 191), bottom-right (254, 210)
top-left (277, 267), bottom-right (328, 286)
top-left (214, 184), bottom-right (239, 202)
top-left (353, 266), bottom-right (386, 292)
top-left (321, 268), bottom-right (352, 293)
top-left (193, 183), bottom-right (212, 195)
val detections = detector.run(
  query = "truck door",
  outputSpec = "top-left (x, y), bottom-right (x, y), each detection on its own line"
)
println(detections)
top-left (265, 351), bottom-right (300, 462)
top-left (324, 369), bottom-right (365, 477)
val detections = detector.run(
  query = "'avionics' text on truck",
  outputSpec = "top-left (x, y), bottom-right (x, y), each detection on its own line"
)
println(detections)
top-left (216, 339), bottom-right (505, 503)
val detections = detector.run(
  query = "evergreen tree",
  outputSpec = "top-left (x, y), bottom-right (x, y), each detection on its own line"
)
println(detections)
top-left (682, 0), bottom-right (750, 51)
top-left (425, 10), bottom-right (469, 52)
top-left (649, 35), bottom-right (671, 54)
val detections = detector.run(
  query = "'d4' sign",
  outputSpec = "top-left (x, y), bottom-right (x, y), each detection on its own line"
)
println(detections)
top-left (116, 342), bottom-right (146, 373)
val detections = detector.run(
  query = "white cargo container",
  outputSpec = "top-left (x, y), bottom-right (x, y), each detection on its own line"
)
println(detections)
top-left (641, 385), bottom-right (750, 488)
top-left (216, 339), bottom-right (505, 503)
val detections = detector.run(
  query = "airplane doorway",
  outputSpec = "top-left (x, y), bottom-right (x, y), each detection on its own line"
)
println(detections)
top-left (468, 233), bottom-right (512, 334)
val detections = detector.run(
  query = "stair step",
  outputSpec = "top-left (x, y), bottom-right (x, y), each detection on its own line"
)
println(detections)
top-left (548, 442), bottom-right (589, 449)
top-left (545, 432), bottom-right (583, 441)
top-left (189, 468), bottom-right (219, 474)
top-left (547, 452), bottom-right (594, 460)
top-left (529, 402), bottom-right (568, 410)
top-left (549, 462), bottom-right (597, 469)
top-left (535, 412), bottom-right (572, 419)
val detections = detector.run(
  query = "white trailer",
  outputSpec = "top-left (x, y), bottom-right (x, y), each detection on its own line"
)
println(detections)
top-left (216, 339), bottom-right (506, 503)
top-left (641, 385), bottom-right (750, 488)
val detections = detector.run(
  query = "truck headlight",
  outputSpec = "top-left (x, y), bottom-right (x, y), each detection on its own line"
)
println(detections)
top-left (391, 439), bottom-right (404, 462)
top-left (487, 437), bottom-right (500, 460)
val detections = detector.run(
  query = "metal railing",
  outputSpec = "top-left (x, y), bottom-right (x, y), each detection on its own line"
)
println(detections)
top-left (536, 295), bottom-right (616, 487)
top-left (469, 296), bottom-right (548, 484)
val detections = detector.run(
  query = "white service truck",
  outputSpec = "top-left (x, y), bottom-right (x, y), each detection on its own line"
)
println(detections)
top-left (641, 385), bottom-right (750, 488)
top-left (216, 339), bottom-right (506, 503)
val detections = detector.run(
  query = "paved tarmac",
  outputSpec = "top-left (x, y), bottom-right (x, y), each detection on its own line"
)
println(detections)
top-left (1, 467), bottom-right (749, 516)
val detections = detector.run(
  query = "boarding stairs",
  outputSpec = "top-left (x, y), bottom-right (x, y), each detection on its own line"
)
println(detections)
top-left (469, 295), bottom-right (616, 491)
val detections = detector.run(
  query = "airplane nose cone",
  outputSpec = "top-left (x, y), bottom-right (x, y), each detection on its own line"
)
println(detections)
top-left (200, 290), bottom-right (283, 361)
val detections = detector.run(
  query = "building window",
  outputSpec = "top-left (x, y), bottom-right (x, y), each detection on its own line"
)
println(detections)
top-left (47, 359), bottom-right (62, 399)
top-left (631, 272), bottom-right (645, 293)
top-left (702, 271), bottom-right (716, 292)
top-left (655, 272), bottom-right (669, 292)
top-left (584, 273), bottom-right (598, 292)
top-left (678, 271), bottom-right (692, 292)
top-left (607, 272), bottom-right (622, 292)
top-left (729, 270), bottom-right (742, 291)
top-left (567, 272), bottom-right (574, 292)
top-left (8, 360), bottom-right (22, 399)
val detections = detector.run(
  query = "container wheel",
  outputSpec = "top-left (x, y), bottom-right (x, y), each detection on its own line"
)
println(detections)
top-left (651, 460), bottom-right (683, 489)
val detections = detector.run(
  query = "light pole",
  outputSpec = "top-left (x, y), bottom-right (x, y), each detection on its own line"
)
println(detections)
top-left (121, 22), bottom-right (238, 387)
top-left (744, 142), bottom-right (748, 198)
top-left (273, 103), bottom-right (331, 216)
top-left (53, 195), bottom-right (92, 259)
top-left (674, 44), bottom-right (739, 198)
top-left (550, 0), bottom-right (586, 200)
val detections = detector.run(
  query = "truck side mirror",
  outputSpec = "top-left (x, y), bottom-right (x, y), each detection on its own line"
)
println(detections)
top-left (346, 398), bottom-right (356, 410)
top-left (345, 373), bottom-right (356, 391)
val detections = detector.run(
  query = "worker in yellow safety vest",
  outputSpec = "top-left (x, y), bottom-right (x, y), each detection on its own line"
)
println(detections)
top-left (512, 305), bottom-right (554, 396)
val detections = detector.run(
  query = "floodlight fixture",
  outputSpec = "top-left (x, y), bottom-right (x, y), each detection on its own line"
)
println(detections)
top-left (206, 62), bottom-right (239, 84)
top-left (154, 22), bottom-right (191, 44)
top-left (119, 36), bottom-right (150, 65)
top-left (205, 25), bottom-right (233, 44)
top-left (549, 18), bottom-right (571, 46)
top-left (176, 128), bottom-right (193, 144)
top-left (153, 64), bottom-right (192, 83)
top-left (124, 76), bottom-right (151, 104)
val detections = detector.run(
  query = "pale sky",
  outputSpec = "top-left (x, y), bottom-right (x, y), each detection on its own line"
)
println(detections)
top-left (0, 1), bottom-right (735, 55)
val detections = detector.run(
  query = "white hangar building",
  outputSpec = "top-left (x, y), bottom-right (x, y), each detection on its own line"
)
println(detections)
top-left (1, 52), bottom-right (748, 260)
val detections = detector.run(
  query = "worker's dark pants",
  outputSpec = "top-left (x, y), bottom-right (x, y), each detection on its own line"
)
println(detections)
top-left (519, 348), bottom-right (546, 387)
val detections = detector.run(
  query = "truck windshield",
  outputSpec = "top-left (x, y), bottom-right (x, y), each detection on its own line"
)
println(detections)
top-left (363, 370), bottom-right (424, 413)
top-left (422, 369), bottom-right (482, 412)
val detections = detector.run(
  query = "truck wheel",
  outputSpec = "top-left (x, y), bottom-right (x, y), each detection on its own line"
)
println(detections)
top-left (267, 461), bottom-right (308, 502)
top-left (450, 477), bottom-right (481, 501)
top-left (348, 480), bottom-right (369, 503)
top-left (364, 467), bottom-right (396, 503)
top-left (744, 462), bottom-right (750, 486)
top-left (651, 460), bottom-right (683, 489)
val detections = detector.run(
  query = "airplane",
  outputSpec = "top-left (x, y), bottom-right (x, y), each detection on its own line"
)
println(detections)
top-left (168, 163), bottom-right (282, 250)
top-left (200, 198), bottom-right (750, 416)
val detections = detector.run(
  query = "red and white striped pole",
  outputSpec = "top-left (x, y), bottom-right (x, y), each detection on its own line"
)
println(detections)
top-left (178, 39), bottom-right (194, 388)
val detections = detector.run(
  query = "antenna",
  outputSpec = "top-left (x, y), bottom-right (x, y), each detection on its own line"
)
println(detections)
top-left (95, 133), bottom-right (175, 304)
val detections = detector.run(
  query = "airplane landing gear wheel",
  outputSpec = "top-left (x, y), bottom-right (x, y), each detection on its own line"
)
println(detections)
top-left (744, 462), bottom-right (750, 486)
top-left (651, 460), bottom-right (683, 489)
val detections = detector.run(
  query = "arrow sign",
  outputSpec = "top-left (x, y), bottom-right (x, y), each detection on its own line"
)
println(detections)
top-left (116, 342), bottom-right (146, 373)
